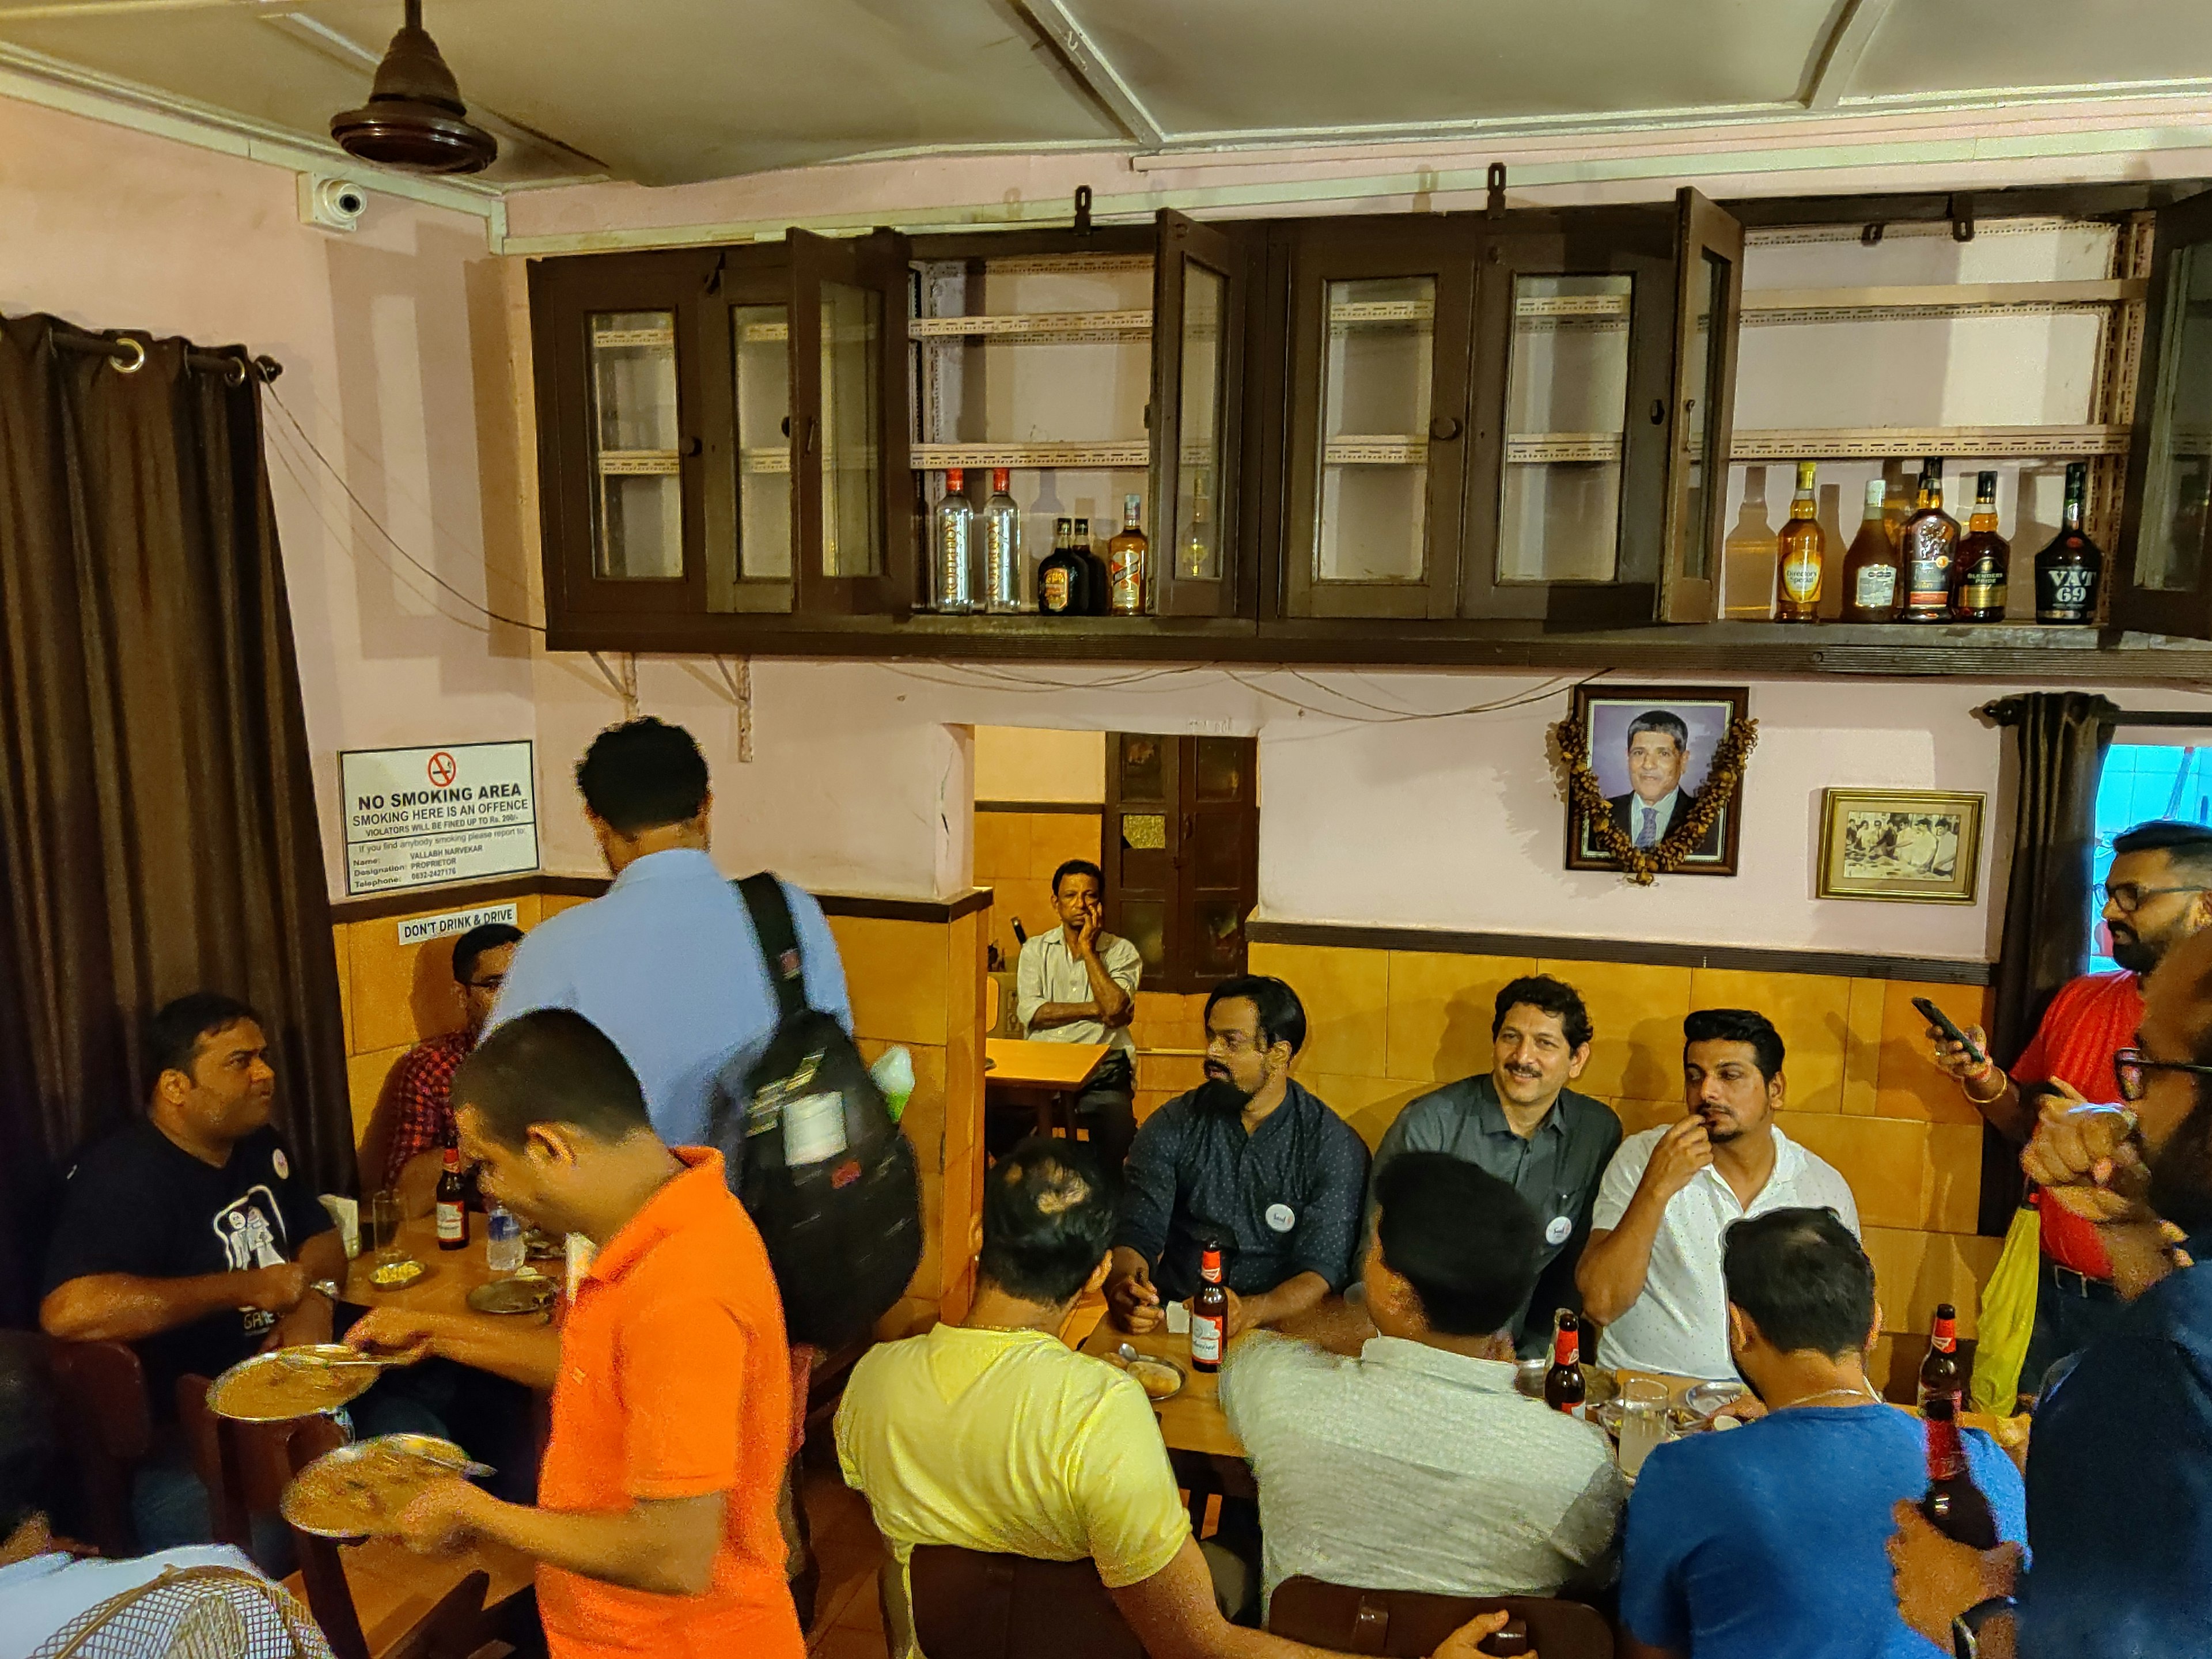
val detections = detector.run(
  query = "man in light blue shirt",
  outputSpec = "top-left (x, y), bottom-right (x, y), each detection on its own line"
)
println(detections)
top-left (490, 718), bottom-right (850, 1147)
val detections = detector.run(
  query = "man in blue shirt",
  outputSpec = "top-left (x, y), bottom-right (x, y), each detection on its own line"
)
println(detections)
top-left (1891, 922), bottom-right (2212, 1659)
top-left (491, 718), bottom-right (850, 1147)
top-left (1622, 1207), bottom-right (2025, 1659)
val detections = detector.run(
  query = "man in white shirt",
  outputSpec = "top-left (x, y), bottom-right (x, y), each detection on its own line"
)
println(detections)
top-left (1219, 1152), bottom-right (1625, 1618)
top-left (1575, 1008), bottom-right (1858, 1379)
top-left (1011, 858), bottom-right (1143, 1166)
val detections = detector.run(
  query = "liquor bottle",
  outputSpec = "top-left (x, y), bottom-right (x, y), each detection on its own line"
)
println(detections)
top-left (981, 468), bottom-right (1022, 615)
top-left (1952, 471), bottom-right (2010, 623)
top-left (1919, 1396), bottom-right (1999, 1548)
top-left (1544, 1310), bottom-right (1586, 1415)
top-left (1074, 516), bottom-right (1111, 616)
top-left (1776, 460), bottom-right (1825, 623)
top-left (1840, 478), bottom-right (1902, 622)
top-left (1918, 1302), bottom-right (1963, 1413)
top-left (1899, 459), bottom-right (1960, 623)
top-left (1191, 1241), bottom-right (1229, 1373)
top-left (435, 1143), bottom-right (469, 1252)
top-left (1720, 472), bottom-right (1778, 620)
top-left (1181, 472), bottom-right (1212, 580)
top-left (1037, 517), bottom-right (1089, 617)
top-left (1108, 493), bottom-right (1149, 615)
top-left (2035, 461), bottom-right (2104, 624)
top-left (932, 469), bottom-right (976, 614)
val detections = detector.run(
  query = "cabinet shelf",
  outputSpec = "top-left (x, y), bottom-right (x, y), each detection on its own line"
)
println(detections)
top-left (1740, 278), bottom-right (2146, 325)
top-left (596, 449), bottom-right (682, 475)
top-left (910, 441), bottom-right (1150, 471)
top-left (1324, 434), bottom-right (1628, 464)
top-left (1726, 424), bottom-right (2131, 460)
top-left (912, 310), bottom-right (1151, 342)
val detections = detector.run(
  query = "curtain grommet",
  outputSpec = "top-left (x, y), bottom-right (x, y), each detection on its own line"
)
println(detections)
top-left (223, 355), bottom-right (248, 387)
top-left (110, 337), bottom-right (146, 376)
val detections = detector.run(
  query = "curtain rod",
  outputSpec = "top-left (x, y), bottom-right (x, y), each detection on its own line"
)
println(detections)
top-left (1979, 696), bottom-right (2212, 730)
top-left (51, 329), bottom-right (283, 386)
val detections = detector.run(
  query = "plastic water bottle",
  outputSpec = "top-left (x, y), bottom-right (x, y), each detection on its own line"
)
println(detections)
top-left (486, 1205), bottom-right (525, 1274)
top-left (870, 1046), bottom-right (915, 1123)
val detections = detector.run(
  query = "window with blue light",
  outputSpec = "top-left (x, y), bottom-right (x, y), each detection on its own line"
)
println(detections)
top-left (2090, 744), bottom-right (2212, 972)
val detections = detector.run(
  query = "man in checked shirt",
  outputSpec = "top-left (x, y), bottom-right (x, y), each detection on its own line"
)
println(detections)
top-left (379, 921), bottom-right (524, 1212)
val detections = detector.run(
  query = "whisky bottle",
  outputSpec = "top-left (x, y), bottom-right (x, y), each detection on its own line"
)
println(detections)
top-left (2035, 462), bottom-right (2103, 625)
top-left (1899, 459), bottom-right (1960, 623)
top-left (1037, 516), bottom-right (1089, 617)
top-left (1840, 478), bottom-right (1902, 622)
top-left (931, 469), bottom-right (977, 614)
top-left (1108, 494), bottom-right (1149, 615)
top-left (981, 468), bottom-right (1022, 615)
top-left (1776, 460), bottom-right (1824, 623)
top-left (1951, 471), bottom-right (2010, 623)
top-left (1074, 516), bottom-right (1111, 616)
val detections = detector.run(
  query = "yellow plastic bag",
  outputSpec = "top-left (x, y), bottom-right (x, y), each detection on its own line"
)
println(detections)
top-left (1970, 1201), bottom-right (2042, 1414)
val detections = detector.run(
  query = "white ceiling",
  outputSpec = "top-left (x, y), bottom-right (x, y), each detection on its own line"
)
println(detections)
top-left (0, 0), bottom-right (2208, 191)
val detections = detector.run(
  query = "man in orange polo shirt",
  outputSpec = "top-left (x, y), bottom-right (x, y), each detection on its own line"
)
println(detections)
top-left (1931, 819), bottom-right (2212, 1393)
top-left (346, 1007), bottom-right (801, 1659)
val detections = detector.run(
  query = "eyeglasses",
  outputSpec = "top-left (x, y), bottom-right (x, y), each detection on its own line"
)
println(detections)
top-left (2115, 1046), bottom-right (2212, 1103)
top-left (464, 974), bottom-right (505, 993)
top-left (2103, 882), bottom-right (2207, 915)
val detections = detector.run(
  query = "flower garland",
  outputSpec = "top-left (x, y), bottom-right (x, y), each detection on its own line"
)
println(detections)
top-left (1556, 713), bottom-right (1760, 885)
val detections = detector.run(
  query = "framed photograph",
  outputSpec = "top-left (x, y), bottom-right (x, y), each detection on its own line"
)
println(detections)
top-left (1565, 684), bottom-right (1749, 877)
top-left (1817, 789), bottom-right (1985, 903)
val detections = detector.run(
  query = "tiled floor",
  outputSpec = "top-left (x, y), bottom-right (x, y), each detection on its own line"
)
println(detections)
top-left (802, 1449), bottom-right (891, 1659)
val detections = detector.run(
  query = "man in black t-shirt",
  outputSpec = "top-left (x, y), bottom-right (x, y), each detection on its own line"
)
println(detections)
top-left (40, 993), bottom-right (346, 1550)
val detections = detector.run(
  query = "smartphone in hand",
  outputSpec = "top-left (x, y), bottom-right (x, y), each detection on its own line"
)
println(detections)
top-left (1912, 996), bottom-right (1987, 1068)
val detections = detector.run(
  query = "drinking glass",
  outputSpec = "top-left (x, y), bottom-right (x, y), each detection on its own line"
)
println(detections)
top-left (369, 1191), bottom-right (404, 1265)
top-left (1618, 1377), bottom-right (1670, 1478)
top-left (486, 1206), bottom-right (525, 1275)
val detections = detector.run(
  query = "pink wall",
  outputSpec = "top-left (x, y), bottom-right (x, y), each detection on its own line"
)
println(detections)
top-left (0, 94), bottom-right (536, 898)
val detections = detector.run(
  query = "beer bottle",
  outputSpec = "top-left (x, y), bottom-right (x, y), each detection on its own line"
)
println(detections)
top-left (1191, 1241), bottom-right (1229, 1373)
top-left (1919, 1396), bottom-right (1998, 1548)
top-left (1544, 1310), bottom-right (1586, 1415)
top-left (1918, 1301), bottom-right (1963, 1413)
top-left (436, 1142), bottom-right (470, 1252)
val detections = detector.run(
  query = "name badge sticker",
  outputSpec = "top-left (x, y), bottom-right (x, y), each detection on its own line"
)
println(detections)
top-left (1265, 1202), bottom-right (1296, 1233)
top-left (1544, 1214), bottom-right (1573, 1247)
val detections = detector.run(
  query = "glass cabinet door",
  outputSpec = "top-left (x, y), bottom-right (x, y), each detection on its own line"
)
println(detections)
top-left (788, 228), bottom-right (912, 616)
top-left (706, 287), bottom-right (798, 613)
top-left (1658, 189), bottom-right (1745, 623)
top-left (1283, 228), bottom-right (1475, 619)
top-left (1147, 210), bottom-right (1246, 618)
top-left (2116, 188), bottom-right (2212, 636)
top-left (528, 249), bottom-right (715, 626)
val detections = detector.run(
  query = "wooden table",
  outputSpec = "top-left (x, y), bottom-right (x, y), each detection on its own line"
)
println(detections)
top-left (986, 1037), bottom-right (1111, 1140)
top-left (339, 1217), bottom-right (538, 1320)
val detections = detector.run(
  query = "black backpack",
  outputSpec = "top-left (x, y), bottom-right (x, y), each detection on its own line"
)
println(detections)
top-left (706, 874), bottom-right (922, 1351)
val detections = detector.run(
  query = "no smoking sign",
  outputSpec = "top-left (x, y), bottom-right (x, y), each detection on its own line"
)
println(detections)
top-left (427, 751), bottom-right (459, 788)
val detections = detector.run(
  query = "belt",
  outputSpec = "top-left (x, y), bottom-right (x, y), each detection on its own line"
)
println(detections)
top-left (2043, 1260), bottom-right (2120, 1301)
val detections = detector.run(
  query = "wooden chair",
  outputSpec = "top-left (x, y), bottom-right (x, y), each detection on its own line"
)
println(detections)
top-left (47, 1339), bottom-right (156, 1556)
top-left (908, 1546), bottom-right (1146, 1659)
top-left (281, 1415), bottom-right (529, 1659)
top-left (175, 1372), bottom-right (302, 1554)
top-left (1267, 1578), bottom-right (1614, 1659)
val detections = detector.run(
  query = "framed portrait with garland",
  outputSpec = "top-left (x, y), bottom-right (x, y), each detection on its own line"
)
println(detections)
top-left (1560, 684), bottom-right (1755, 881)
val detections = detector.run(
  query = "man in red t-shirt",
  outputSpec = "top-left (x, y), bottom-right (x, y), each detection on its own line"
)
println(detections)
top-left (1931, 819), bottom-right (2212, 1392)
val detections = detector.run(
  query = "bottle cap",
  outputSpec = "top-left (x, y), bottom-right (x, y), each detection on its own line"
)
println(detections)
top-left (1977, 471), bottom-right (1998, 495)
top-left (992, 468), bottom-right (1010, 491)
top-left (945, 468), bottom-right (964, 490)
top-left (1865, 479), bottom-right (1888, 505)
top-left (1921, 457), bottom-right (1944, 479)
top-left (1124, 493), bottom-right (1142, 514)
top-left (1796, 460), bottom-right (1816, 486)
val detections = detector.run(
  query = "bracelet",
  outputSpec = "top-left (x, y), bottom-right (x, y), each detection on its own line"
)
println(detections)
top-left (1961, 1066), bottom-right (2008, 1106)
top-left (1953, 1594), bottom-right (2015, 1659)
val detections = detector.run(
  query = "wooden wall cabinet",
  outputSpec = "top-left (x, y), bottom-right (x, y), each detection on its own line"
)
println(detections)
top-left (528, 181), bottom-right (2212, 668)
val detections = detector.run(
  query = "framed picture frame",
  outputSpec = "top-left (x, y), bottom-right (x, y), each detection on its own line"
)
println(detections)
top-left (1817, 789), bottom-right (1985, 903)
top-left (1565, 683), bottom-right (1749, 877)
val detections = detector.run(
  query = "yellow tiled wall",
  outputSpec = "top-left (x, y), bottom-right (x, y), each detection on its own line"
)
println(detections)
top-left (1247, 940), bottom-right (2000, 1398)
top-left (335, 884), bottom-right (986, 1335)
top-left (974, 808), bottom-right (1104, 968)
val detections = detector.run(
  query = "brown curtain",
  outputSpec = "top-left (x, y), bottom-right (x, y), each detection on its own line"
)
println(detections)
top-left (0, 314), bottom-right (349, 1324)
top-left (1978, 690), bottom-right (2119, 1231)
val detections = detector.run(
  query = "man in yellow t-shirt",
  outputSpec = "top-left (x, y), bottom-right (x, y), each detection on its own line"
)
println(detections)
top-left (835, 1137), bottom-right (1516, 1659)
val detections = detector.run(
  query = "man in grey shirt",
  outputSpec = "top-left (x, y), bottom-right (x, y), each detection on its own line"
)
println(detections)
top-left (1366, 975), bottom-right (1621, 1355)
top-left (1219, 1152), bottom-right (1625, 1616)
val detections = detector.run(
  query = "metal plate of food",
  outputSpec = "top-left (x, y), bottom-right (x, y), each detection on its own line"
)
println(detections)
top-left (281, 1435), bottom-right (475, 1539)
top-left (1106, 1349), bottom-right (1187, 1402)
top-left (466, 1275), bottom-right (556, 1316)
top-left (207, 1347), bottom-right (379, 1422)
top-left (1681, 1380), bottom-right (1748, 1420)
top-left (368, 1256), bottom-right (425, 1290)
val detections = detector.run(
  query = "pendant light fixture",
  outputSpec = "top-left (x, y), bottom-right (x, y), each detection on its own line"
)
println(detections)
top-left (330, 0), bottom-right (498, 175)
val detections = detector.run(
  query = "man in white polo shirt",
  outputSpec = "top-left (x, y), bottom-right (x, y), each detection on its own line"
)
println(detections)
top-left (1576, 1009), bottom-right (1859, 1380)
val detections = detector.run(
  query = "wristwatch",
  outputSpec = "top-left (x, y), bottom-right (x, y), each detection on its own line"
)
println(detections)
top-left (1952, 1594), bottom-right (2014, 1659)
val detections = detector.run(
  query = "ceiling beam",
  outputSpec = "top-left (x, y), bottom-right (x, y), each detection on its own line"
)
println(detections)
top-left (1013, 0), bottom-right (1164, 150)
top-left (1803, 0), bottom-right (1896, 110)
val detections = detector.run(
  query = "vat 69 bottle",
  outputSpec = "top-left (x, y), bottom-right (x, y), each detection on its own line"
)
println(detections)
top-left (2035, 461), bottom-right (2103, 624)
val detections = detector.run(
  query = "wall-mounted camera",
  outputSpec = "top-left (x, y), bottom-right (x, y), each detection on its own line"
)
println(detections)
top-left (300, 174), bottom-right (369, 233)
